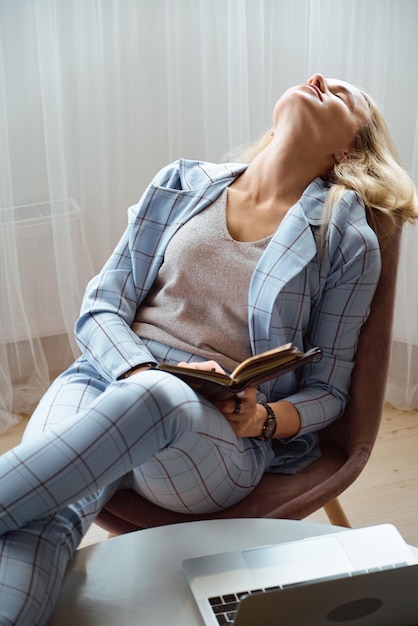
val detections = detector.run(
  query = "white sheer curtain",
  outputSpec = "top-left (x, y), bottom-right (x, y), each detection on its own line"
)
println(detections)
top-left (0, 0), bottom-right (417, 432)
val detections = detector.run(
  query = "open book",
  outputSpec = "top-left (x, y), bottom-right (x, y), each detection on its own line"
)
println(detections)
top-left (156, 344), bottom-right (322, 401)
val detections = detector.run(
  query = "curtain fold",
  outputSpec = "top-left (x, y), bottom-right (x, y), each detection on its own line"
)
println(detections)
top-left (386, 103), bottom-right (418, 409)
top-left (0, 0), bottom-right (417, 432)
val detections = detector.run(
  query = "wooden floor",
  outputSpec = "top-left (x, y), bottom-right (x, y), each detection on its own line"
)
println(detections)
top-left (1, 403), bottom-right (417, 548)
top-left (306, 404), bottom-right (418, 546)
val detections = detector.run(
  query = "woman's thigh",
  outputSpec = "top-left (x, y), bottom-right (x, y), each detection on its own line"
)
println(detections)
top-left (23, 363), bottom-right (273, 516)
top-left (132, 388), bottom-right (275, 514)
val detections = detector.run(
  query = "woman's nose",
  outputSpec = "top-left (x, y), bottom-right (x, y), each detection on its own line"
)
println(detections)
top-left (308, 73), bottom-right (326, 91)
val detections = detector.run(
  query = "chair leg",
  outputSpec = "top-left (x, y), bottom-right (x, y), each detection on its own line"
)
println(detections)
top-left (323, 498), bottom-right (352, 528)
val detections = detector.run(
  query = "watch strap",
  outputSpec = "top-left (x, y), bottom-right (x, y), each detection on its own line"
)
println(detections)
top-left (257, 402), bottom-right (277, 440)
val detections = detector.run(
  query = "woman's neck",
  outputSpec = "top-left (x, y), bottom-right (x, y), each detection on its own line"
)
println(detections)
top-left (233, 136), bottom-right (330, 210)
top-left (225, 136), bottom-right (332, 242)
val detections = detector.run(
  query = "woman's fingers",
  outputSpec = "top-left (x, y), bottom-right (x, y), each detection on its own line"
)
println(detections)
top-left (176, 360), bottom-right (226, 374)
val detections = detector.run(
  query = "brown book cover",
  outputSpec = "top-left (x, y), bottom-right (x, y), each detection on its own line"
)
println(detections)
top-left (156, 344), bottom-right (322, 401)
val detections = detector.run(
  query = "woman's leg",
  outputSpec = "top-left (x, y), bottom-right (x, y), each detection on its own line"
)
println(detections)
top-left (0, 369), bottom-right (272, 624)
top-left (132, 404), bottom-right (273, 514)
top-left (0, 482), bottom-right (121, 626)
top-left (0, 364), bottom-right (121, 626)
top-left (0, 370), bottom-right (272, 533)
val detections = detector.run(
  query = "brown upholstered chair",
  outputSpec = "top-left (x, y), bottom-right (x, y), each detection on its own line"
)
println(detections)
top-left (96, 213), bottom-right (402, 534)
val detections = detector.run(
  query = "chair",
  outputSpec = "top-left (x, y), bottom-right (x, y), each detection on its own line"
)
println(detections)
top-left (96, 212), bottom-right (402, 534)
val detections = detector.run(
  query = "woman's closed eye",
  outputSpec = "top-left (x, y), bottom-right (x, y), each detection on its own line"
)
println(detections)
top-left (330, 86), bottom-right (355, 109)
top-left (330, 89), bottom-right (346, 101)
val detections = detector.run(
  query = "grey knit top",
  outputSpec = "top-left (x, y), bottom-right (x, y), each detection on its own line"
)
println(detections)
top-left (132, 189), bottom-right (271, 373)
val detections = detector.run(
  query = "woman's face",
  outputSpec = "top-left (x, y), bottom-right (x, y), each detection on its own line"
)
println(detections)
top-left (273, 74), bottom-right (370, 159)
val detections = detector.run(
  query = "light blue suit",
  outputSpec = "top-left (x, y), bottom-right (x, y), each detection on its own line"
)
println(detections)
top-left (76, 159), bottom-right (381, 436)
top-left (0, 160), bottom-right (381, 625)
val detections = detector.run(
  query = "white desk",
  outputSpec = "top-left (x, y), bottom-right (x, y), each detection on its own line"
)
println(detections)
top-left (47, 519), bottom-right (418, 625)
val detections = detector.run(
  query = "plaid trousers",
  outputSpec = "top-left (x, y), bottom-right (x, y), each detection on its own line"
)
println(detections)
top-left (0, 355), bottom-right (272, 625)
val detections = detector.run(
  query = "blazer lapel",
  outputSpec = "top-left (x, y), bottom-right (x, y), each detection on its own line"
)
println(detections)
top-left (129, 162), bottom-right (246, 292)
top-left (139, 161), bottom-right (246, 235)
top-left (248, 178), bottom-right (328, 353)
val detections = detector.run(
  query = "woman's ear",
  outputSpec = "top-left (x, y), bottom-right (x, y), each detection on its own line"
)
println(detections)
top-left (333, 151), bottom-right (349, 164)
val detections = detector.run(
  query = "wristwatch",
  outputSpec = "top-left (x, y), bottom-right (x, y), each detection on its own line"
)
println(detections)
top-left (257, 403), bottom-right (277, 441)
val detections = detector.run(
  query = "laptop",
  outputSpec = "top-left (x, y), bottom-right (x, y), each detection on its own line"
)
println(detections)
top-left (182, 524), bottom-right (418, 625)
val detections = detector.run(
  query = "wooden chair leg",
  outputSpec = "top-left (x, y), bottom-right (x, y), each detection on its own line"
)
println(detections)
top-left (323, 498), bottom-right (352, 528)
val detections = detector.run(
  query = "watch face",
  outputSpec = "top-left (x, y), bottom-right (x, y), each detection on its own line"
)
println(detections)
top-left (263, 416), bottom-right (276, 439)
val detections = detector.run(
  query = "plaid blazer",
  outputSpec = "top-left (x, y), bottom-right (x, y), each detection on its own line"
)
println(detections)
top-left (75, 160), bottom-right (381, 437)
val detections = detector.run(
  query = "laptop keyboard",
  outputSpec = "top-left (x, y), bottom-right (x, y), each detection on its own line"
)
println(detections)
top-left (209, 587), bottom-right (280, 624)
top-left (208, 562), bottom-right (409, 625)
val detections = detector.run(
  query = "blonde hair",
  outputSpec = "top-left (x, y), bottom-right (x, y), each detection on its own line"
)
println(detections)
top-left (231, 92), bottom-right (418, 227)
top-left (327, 91), bottom-right (418, 226)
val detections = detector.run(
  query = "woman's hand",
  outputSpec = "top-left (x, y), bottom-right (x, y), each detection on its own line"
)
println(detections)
top-left (176, 360), bottom-right (273, 439)
top-left (214, 388), bottom-right (266, 439)
top-left (176, 360), bottom-right (226, 374)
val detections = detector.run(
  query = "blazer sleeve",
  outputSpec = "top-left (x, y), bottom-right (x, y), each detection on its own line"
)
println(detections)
top-left (73, 163), bottom-right (179, 381)
top-left (74, 221), bottom-right (158, 381)
top-left (280, 193), bottom-right (382, 437)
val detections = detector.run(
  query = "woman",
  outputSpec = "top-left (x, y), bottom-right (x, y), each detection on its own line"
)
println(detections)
top-left (0, 74), bottom-right (416, 625)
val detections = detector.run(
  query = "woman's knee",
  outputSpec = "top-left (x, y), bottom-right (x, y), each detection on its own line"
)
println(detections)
top-left (120, 369), bottom-right (214, 428)
top-left (23, 369), bottom-right (106, 439)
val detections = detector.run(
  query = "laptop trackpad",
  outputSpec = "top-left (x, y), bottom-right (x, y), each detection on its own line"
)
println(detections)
top-left (242, 536), bottom-right (353, 588)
